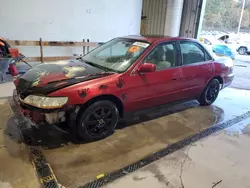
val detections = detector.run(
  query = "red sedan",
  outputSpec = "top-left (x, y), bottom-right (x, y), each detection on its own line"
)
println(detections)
top-left (13, 36), bottom-right (234, 141)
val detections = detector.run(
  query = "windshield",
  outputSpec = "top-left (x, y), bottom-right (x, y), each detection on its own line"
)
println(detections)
top-left (82, 38), bottom-right (150, 73)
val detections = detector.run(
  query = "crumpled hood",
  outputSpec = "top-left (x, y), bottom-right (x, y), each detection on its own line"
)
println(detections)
top-left (15, 59), bottom-right (112, 96)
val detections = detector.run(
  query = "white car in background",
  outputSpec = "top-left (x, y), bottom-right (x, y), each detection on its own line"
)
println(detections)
top-left (200, 35), bottom-right (236, 60)
top-left (218, 34), bottom-right (250, 55)
top-left (235, 42), bottom-right (250, 55)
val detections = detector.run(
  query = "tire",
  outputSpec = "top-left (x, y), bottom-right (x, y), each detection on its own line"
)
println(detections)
top-left (77, 100), bottom-right (119, 141)
top-left (238, 47), bottom-right (247, 55)
top-left (199, 79), bottom-right (220, 106)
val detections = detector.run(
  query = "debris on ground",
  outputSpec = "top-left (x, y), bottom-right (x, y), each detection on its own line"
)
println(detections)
top-left (0, 145), bottom-right (6, 149)
top-left (212, 180), bottom-right (222, 188)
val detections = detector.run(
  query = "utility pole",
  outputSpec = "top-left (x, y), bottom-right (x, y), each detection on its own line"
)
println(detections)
top-left (238, 0), bottom-right (246, 33)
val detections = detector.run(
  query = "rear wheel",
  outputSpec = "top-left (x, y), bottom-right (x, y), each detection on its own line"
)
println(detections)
top-left (199, 79), bottom-right (220, 106)
top-left (238, 47), bottom-right (247, 55)
top-left (77, 100), bottom-right (119, 141)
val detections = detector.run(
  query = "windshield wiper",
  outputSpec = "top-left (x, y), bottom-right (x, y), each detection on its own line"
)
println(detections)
top-left (81, 59), bottom-right (119, 73)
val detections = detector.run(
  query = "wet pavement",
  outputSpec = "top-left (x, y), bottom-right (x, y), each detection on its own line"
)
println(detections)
top-left (0, 99), bottom-right (40, 188)
top-left (104, 117), bottom-right (250, 188)
top-left (231, 60), bottom-right (250, 90)
top-left (0, 77), bottom-right (250, 187)
top-left (26, 87), bottom-right (249, 188)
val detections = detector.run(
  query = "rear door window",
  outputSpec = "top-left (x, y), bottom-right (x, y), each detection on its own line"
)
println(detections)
top-left (180, 41), bottom-right (206, 65)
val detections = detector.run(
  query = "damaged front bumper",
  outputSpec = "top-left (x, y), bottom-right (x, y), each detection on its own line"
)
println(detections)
top-left (13, 89), bottom-right (71, 125)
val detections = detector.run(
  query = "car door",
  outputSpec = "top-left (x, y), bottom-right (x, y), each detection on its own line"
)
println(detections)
top-left (179, 40), bottom-right (214, 99)
top-left (127, 41), bottom-right (183, 110)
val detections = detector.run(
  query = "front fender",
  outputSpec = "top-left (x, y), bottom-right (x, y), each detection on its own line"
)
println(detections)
top-left (48, 76), bottom-right (124, 105)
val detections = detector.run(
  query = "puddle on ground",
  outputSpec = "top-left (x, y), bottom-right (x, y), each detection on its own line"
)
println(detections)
top-left (40, 88), bottom-right (250, 187)
top-left (2, 88), bottom-right (250, 188)
top-left (1, 98), bottom-right (226, 188)
top-left (40, 100), bottom-right (225, 188)
top-left (0, 99), bottom-right (40, 188)
top-left (224, 118), bottom-right (250, 137)
top-left (14, 100), bottom-right (225, 150)
top-left (0, 99), bottom-right (29, 161)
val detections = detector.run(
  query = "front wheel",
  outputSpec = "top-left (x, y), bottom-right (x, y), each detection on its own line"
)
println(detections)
top-left (77, 100), bottom-right (119, 141)
top-left (238, 47), bottom-right (247, 55)
top-left (199, 79), bottom-right (220, 106)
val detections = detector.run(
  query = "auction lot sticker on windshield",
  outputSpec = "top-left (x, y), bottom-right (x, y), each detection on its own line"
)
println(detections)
top-left (133, 42), bottom-right (149, 48)
top-left (128, 45), bottom-right (141, 53)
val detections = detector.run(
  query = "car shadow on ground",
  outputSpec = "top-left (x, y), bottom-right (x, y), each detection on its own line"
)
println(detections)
top-left (117, 99), bottom-right (200, 129)
top-left (4, 99), bottom-right (211, 149)
top-left (3, 116), bottom-right (70, 149)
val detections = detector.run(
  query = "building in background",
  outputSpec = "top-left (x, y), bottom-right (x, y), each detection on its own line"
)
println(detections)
top-left (140, 0), bottom-right (204, 38)
top-left (0, 0), bottom-right (205, 68)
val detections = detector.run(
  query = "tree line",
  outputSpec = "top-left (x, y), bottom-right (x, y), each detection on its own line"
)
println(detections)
top-left (203, 0), bottom-right (250, 32)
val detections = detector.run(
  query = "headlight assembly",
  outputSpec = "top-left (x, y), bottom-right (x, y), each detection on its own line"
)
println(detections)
top-left (22, 95), bottom-right (68, 109)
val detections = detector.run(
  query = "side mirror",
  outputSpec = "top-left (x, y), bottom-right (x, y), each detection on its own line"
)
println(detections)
top-left (138, 63), bottom-right (156, 73)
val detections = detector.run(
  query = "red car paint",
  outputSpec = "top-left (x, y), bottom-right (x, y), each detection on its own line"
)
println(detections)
top-left (49, 36), bottom-right (233, 110)
top-left (13, 36), bottom-right (234, 124)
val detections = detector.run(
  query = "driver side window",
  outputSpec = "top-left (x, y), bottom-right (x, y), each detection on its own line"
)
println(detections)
top-left (143, 42), bottom-right (177, 71)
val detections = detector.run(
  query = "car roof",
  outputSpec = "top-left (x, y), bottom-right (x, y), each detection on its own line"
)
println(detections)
top-left (120, 35), bottom-right (197, 43)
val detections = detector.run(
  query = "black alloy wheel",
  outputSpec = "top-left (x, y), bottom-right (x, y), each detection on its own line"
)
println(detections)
top-left (199, 79), bottom-right (220, 106)
top-left (77, 100), bottom-right (119, 141)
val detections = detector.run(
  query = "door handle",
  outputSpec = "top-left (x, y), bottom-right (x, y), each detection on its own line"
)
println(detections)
top-left (172, 77), bottom-right (179, 80)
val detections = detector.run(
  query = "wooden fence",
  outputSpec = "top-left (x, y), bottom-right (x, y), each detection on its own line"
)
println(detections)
top-left (7, 38), bottom-right (103, 63)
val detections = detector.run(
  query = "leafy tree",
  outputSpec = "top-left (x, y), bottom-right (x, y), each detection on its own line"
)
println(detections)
top-left (203, 0), bottom-right (249, 31)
